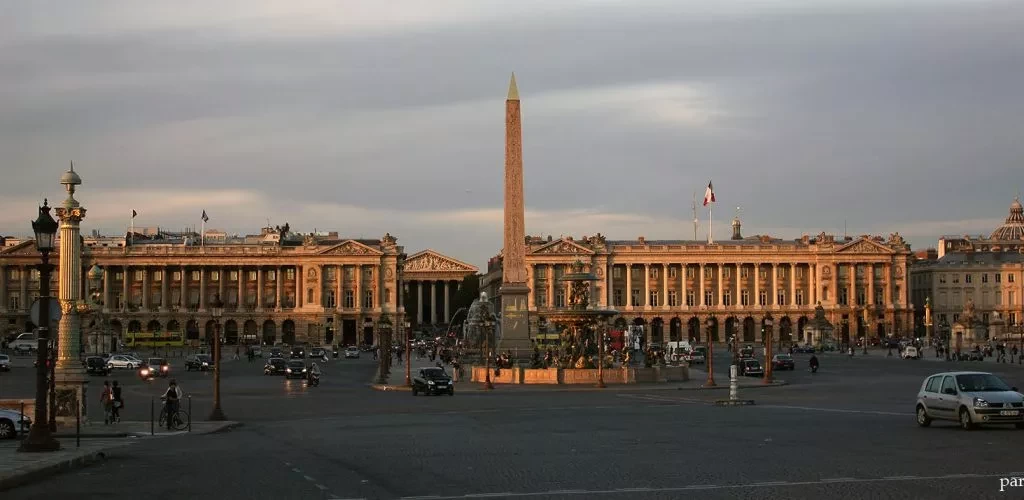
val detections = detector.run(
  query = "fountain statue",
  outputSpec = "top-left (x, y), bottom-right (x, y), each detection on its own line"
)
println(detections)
top-left (544, 260), bottom-right (618, 370)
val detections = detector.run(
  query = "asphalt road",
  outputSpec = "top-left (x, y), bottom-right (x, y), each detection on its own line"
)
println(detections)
top-left (4, 348), bottom-right (1024, 499)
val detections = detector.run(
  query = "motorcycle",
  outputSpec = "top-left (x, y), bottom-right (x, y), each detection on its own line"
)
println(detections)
top-left (308, 373), bottom-right (321, 387)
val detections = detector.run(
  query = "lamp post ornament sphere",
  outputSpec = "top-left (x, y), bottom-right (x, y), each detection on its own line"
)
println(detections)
top-left (19, 201), bottom-right (61, 453)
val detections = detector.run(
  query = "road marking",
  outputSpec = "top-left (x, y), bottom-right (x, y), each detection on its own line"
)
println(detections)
top-left (292, 468), bottom-right (302, 474)
top-left (284, 462), bottom-right (292, 466)
top-left (756, 404), bottom-right (910, 416)
top-left (412, 472), bottom-right (1013, 498)
top-left (303, 475), bottom-right (316, 482)
top-left (400, 496), bottom-right (441, 499)
top-left (316, 484), bottom-right (329, 491)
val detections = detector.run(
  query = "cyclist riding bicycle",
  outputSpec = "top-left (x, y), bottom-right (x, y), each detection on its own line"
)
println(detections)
top-left (162, 380), bottom-right (184, 430)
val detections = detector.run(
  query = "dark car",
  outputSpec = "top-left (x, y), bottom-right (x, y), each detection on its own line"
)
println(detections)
top-left (144, 358), bottom-right (171, 377)
top-left (269, 348), bottom-right (284, 358)
top-left (264, 357), bottom-right (287, 375)
top-left (740, 346), bottom-right (754, 359)
top-left (771, 354), bottom-right (795, 370)
top-left (310, 347), bottom-right (327, 360)
top-left (185, 354), bottom-right (214, 371)
top-left (285, 360), bottom-right (308, 379)
top-left (290, 347), bottom-right (306, 359)
top-left (793, 345), bottom-right (815, 354)
top-left (412, 367), bottom-right (454, 396)
top-left (740, 359), bottom-right (764, 377)
top-left (84, 356), bottom-right (110, 376)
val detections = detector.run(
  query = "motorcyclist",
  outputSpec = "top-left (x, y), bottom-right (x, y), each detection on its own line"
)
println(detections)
top-left (809, 354), bottom-right (819, 374)
top-left (309, 362), bottom-right (322, 382)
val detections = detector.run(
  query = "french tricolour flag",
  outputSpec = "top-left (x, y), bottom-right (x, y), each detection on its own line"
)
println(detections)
top-left (703, 181), bottom-right (716, 206)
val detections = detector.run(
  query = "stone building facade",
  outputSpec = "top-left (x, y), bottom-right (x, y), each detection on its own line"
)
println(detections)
top-left (911, 198), bottom-right (1024, 340)
top-left (488, 219), bottom-right (914, 345)
top-left (0, 229), bottom-right (476, 348)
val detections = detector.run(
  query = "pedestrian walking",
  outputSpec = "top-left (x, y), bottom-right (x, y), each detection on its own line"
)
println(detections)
top-left (233, 346), bottom-right (240, 360)
top-left (100, 380), bottom-right (113, 425)
top-left (372, 347), bottom-right (378, 360)
top-left (111, 380), bottom-right (123, 423)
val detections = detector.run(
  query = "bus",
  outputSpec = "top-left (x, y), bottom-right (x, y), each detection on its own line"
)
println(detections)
top-left (124, 331), bottom-right (185, 348)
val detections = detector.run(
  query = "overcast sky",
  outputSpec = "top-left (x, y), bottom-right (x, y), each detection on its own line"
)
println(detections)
top-left (2, 0), bottom-right (1022, 267)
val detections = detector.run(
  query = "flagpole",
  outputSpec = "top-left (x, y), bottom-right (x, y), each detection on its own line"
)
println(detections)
top-left (130, 210), bottom-right (134, 246)
top-left (201, 219), bottom-right (205, 247)
top-left (708, 204), bottom-right (713, 244)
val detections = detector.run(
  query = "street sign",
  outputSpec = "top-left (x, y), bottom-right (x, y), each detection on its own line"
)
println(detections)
top-left (29, 297), bottom-right (62, 325)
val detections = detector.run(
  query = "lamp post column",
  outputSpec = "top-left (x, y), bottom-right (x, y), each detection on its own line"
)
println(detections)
top-left (763, 315), bottom-right (774, 384)
top-left (209, 295), bottom-right (226, 421)
top-left (596, 322), bottom-right (606, 388)
top-left (705, 318), bottom-right (716, 387)
top-left (54, 165), bottom-right (89, 427)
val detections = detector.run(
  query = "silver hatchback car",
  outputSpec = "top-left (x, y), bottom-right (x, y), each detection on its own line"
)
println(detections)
top-left (916, 371), bottom-right (1024, 430)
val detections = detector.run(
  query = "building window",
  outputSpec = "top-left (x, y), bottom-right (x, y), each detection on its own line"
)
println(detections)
top-left (171, 290), bottom-right (181, 307)
top-left (777, 290), bottom-right (786, 306)
top-left (996, 290), bottom-right (1003, 305)
top-left (983, 313), bottom-right (989, 324)
top-left (152, 292), bottom-right (162, 305)
top-left (131, 270), bottom-right (141, 281)
top-left (894, 286), bottom-right (901, 303)
top-left (248, 271), bottom-right (257, 281)
top-left (741, 290), bottom-right (750, 306)
top-left (759, 290), bottom-right (767, 306)
top-left (230, 271), bottom-right (238, 282)
top-left (114, 294), bottom-right (123, 310)
top-left (8, 268), bottom-right (19, 280)
top-left (668, 290), bottom-right (678, 307)
top-left (740, 267), bottom-right (749, 279)
top-left (649, 291), bottom-right (659, 307)
top-left (189, 270), bottom-right (199, 282)
top-left (537, 289), bottom-right (548, 307)
top-left (247, 293), bottom-right (256, 306)
top-left (612, 267), bottom-right (622, 279)
top-left (8, 294), bottom-right (20, 310)
top-left (952, 275), bottom-right (959, 284)
top-left (344, 290), bottom-right (354, 308)
top-left (953, 313), bottom-right (960, 323)
top-left (268, 270), bottom-right (276, 281)
top-left (325, 291), bottom-right (336, 308)
top-left (704, 290), bottom-right (714, 306)
top-left (631, 289), bottom-right (640, 307)
top-left (778, 267), bottom-right (785, 278)
top-left (131, 293), bottom-right (142, 307)
top-left (982, 274), bottom-right (988, 284)
top-left (326, 267), bottom-right (335, 280)
top-left (555, 289), bottom-right (566, 308)
top-left (759, 269), bottom-right (768, 280)
top-left (168, 271), bottom-right (177, 281)
top-left (938, 274), bottom-right (946, 284)
top-left (210, 271), bottom-right (219, 282)
top-left (687, 267), bottom-right (695, 279)
top-left (965, 274), bottom-right (972, 284)
top-left (1010, 312), bottom-right (1017, 326)
top-left (796, 266), bottom-right (804, 279)
top-left (857, 289), bottom-right (866, 306)
top-left (995, 273), bottom-right (1001, 283)
top-left (613, 289), bottom-right (623, 307)
top-left (724, 267), bottom-right (731, 279)
top-left (1009, 291), bottom-right (1016, 306)
top-left (686, 290), bottom-right (695, 307)
top-left (669, 267), bottom-right (677, 279)
top-left (154, 271), bottom-right (163, 282)
top-left (795, 290), bottom-right (804, 306)
top-left (723, 291), bottom-right (732, 307)
top-left (1009, 274), bottom-right (1016, 283)
top-left (286, 268), bottom-right (295, 280)
top-left (839, 288), bottom-right (848, 305)
top-left (650, 267), bottom-right (658, 279)
top-left (876, 290), bottom-right (884, 305)
top-left (704, 267), bottom-right (713, 279)
top-left (364, 268), bottom-right (372, 279)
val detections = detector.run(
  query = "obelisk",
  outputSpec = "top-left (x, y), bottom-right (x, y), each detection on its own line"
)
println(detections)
top-left (54, 163), bottom-right (89, 424)
top-left (499, 73), bottom-right (532, 351)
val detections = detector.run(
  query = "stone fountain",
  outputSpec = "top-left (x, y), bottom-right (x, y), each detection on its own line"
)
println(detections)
top-left (545, 260), bottom-right (618, 369)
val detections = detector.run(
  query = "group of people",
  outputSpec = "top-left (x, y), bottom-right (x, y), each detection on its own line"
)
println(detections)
top-left (99, 380), bottom-right (123, 424)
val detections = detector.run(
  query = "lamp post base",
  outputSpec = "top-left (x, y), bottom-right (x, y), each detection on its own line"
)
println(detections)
top-left (18, 425), bottom-right (61, 452)
top-left (208, 406), bottom-right (227, 422)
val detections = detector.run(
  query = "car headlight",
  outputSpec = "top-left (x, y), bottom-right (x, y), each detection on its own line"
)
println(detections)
top-left (141, 369), bottom-right (149, 375)
top-left (202, 362), bottom-right (209, 366)
top-left (427, 381), bottom-right (435, 385)
top-left (162, 366), bottom-right (169, 371)
top-left (973, 397), bottom-right (989, 408)
top-left (286, 368), bottom-right (292, 373)
top-left (302, 368), bottom-right (307, 373)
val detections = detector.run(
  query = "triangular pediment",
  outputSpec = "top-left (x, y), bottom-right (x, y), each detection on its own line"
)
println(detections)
top-left (530, 238), bottom-right (595, 256)
top-left (318, 240), bottom-right (382, 256)
top-left (404, 250), bottom-right (478, 273)
top-left (0, 241), bottom-right (42, 256)
top-left (836, 238), bottom-right (892, 254)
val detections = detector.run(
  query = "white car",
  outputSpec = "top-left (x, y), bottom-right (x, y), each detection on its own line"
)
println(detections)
top-left (0, 354), bottom-right (10, 371)
top-left (344, 346), bottom-right (360, 359)
top-left (902, 346), bottom-right (920, 360)
top-left (106, 355), bottom-right (142, 369)
top-left (0, 408), bottom-right (31, 439)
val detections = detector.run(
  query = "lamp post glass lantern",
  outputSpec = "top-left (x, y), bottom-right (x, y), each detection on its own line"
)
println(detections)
top-left (19, 201), bottom-right (60, 453)
top-left (209, 295), bottom-right (227, 421)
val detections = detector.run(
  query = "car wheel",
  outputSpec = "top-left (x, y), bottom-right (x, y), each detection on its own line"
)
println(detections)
top-left (959, 407), bottom-right (974, 430)
top-left (126, 363), bottom-right (134, 370)
top-left (0, 418), bottom-right (15, 439)
top-left (412, 387), bottom-right (418, 396)
top-left (916, 405), bottom-right (931, 427)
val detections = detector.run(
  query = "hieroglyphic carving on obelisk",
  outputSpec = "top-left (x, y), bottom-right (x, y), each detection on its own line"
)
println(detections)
top-left (502, 73), bottom-right (527, 285)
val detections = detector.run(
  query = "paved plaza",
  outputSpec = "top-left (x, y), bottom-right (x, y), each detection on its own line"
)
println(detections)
top-left (2, 347), bottom-right (1024, 499)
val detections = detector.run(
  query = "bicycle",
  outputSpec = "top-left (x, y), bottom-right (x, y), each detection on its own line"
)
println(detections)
top-left (158, 401), bottom-right (189, 431)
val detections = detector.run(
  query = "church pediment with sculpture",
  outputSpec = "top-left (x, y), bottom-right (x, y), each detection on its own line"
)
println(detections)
top-left (530, 238), bottom-right (595, 256)
top-left (317, 240), bottom-right (383, 256)
top-left (835, 237), bottom-right (894, 255)
top-left (403, 250), bottom-right (478, 274)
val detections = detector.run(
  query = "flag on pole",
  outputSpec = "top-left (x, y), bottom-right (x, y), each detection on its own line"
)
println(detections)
top-left (201, 210), bottom-right (209, 223)
top-left (703, 181), bottom-right (715, 206)
top-left (131, 209), bottom-right (138, 218)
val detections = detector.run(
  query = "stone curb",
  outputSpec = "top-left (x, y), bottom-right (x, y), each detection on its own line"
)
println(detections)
top-left (0, 449), bottom-right (109, 493)
top-left (369, 380), bottom-right (788, 393)
top-left (52, 421), bottom-right (243, 438)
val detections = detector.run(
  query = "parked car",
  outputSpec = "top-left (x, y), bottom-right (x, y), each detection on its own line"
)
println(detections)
top-left (0, 408), bottom-right (31, 439)
top-left (771, 354), bottom-right (795, 370)
top-left (106, 354), bottom-right (142, 370)
top-left (686, 350), bottom-right (706, 365)
top-left (902, 346), bottom-right (920, 360)
top-left (264, 357), bottom-right (287, 375)
top-left (185, 354), bottom-right (214, 371)
top-left (740, 359), bottom-right (764, 377)
top-left (412, 367), bottom-right (454, 396)
top-left (344, 346), bottom-right (360, 359)
top-left (285, 360), bottom-right (308, 379)
top-left (84, 356), bottom-right (110, 376)
top-left (915, 371), bottom-right (1024, 430)
top-left (9, 333), bottom-right (37, 354)
top-left (0, 354), bottom-right (10, 372)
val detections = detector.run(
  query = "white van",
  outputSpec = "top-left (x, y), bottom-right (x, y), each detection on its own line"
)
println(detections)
top-left (10, 332), bottom-right (37, 353)
top-left (902, 346), bottom-right (920, 360)
top-left (666, 341), bottom-right (692, 362)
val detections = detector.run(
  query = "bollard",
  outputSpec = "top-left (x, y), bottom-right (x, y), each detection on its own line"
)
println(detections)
top-left (187, 395), bottom-right (192, 432)
top-left (729, 365), bottom-right (739, 401)
top-left (150, 397), bottom-right (155, 436)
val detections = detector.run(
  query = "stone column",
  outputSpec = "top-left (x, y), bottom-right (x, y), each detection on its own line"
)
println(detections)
top-left (699, 263), bottom-right (706, 307)
top-left (790, 264), bottom-right (797, 308)
top-left (736, 263), bottom-right (742, 308)
top-left (199, 267), bottom-right (208, 311)
top-left (884, 264), bottom-right (892, 307)
top-left (352, 265), bottom-right (359, 311)
top-left (238, 266), bottom-right (245, 308)
top-left (141, 266), bottom-right (150, 310)
top-left (680, 263), bottom-right (687, 308)
top-left (336, 265), bottom-right (343, 311)
top-left (643, 264), bottom-right (650, 309)
top-left (416, 281), bottom-right (423, 323)
top-left (160, 266), bottom-right (169, 311)
top-left (19, 266), bottom-right (28, 311)
top-left (527, 265), bottom-right (536, 310)
top-left (849, 263), bottom-right (856, 308)
top-left (867, 264), bottom-right (875, 306)
top-left (0, 265), bottom-right (6, 313)
top-left (754, 263), bottom-right (761, 307)
top-left (179, 266), bottom-right (186, 309)
top-left (103, 267), bottom-right (111, 313)
top-left (430, 281), bottom-right (437, 324)
top-left (122, 265), bottom-right (131, 311)
top-left (813, 264), bottom-right (821, 305)
top-left (276, 266), bottom-right (283, 311)
top-left (625, 264), bottom-right (633, 309)
top-left (662, 263), bottom-right (669, 310)
top-left (547, 265), bottom-right (554, 308)
top-left (771, 263), bottom-right (778, 307)
top-left (296, 265), bottom-right (303, 308)
top-left (257, 266), bottom-right (264, 311)
top-left (54, 167), bottom-right (89, 423)
top-left (716, 263), bottom-right (723, 308)
top-left (217, 267), bottom-right (226, 305)
top-left (443, 280), bottom-right (450, 322)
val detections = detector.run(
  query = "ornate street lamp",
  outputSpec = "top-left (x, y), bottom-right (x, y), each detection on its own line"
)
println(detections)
top-left (376, 314), bottom-right (393, 385)
top-left (862, 308), bottom-right (870, 355)
top-left (405, 321), bottom-right (412, 386)
top-left (704, 317), bottom-right (715, 387)
top-left (483, 311), bottom-right (495, 390)
top-left (209, 294), bottom-right (227, 421)
top-left (19, 201), bottom-right (60, 453)
top-left (763, 313), bottom-right (774, 384)
top-left (941, 318), bottom-right (951, 362)
top-left (87, 264), bottom-right (105, 354)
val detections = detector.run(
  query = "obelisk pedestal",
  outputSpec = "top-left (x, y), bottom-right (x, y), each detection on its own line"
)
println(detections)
top-left (499, 73), bottom-right (532, 352)
top-left (53, 164), bottom-right (89, 425)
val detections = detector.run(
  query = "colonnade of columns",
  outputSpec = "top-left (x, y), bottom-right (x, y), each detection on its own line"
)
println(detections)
top-left (406, 279), bottom-right (460, 325)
